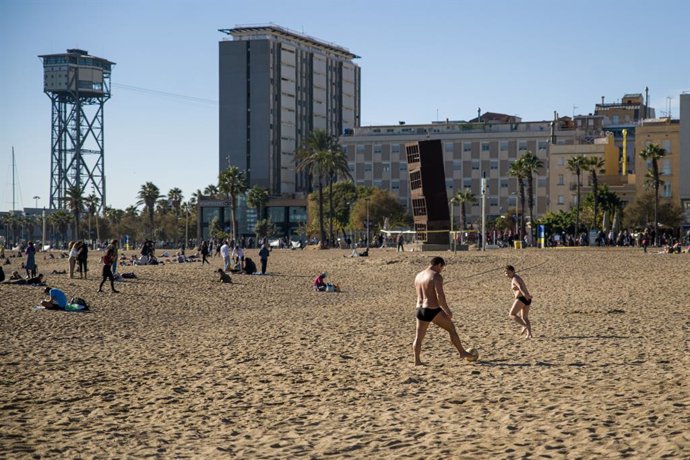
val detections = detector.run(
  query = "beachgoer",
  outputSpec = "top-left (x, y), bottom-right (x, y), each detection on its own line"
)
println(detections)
top-left (77, 242), bottom-right (89, 279)
top-left (243, 257), bottom-right (257, 274)
top-left (313, 272), bottom-right (328, 291)
top-left (258, 244), bottom-right (270, 275)
top-left (220, 240), bottom-right (230, 272)
top-left (8, 273), bottom-right (44, 285)
top-left (0, 266), bottom-right (4, 283)
top-left (68, 241), bottom-right (80, 278)
top-left (41, 286), bottom-right (68, 310)
top-left (201, 241), bottom-right (210, 265)
top-left (232, 245), bottom-right (245, 267)
top-left (505, 265), bottom-right (533, 338)
top-left (397, 233), bottom-right (405, 252)
top-left (217, 268), bottom-right (232, 283)
top-left (413, 256), bottom-right (476, 366)
top-left (25, 241), bottom-right (37, 278)
top-left (98, 240), bottom-right (119, 293)
top-left (111, 240), bottom-right (119, 275)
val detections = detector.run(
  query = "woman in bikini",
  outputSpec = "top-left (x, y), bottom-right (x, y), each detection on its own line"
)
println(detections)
top-left (505, 265), bottom-right (533, 339)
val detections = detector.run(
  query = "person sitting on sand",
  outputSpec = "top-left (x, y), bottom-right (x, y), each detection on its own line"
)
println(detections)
top-left (243, 257), bottom-right (257, 275)
top-left (313, 272), bottom-right (328, 291)
top-left (8, 270), bottom-right (23, 280)
top-left (41, 286), bottom-right (68, 310)
top-left (505, 265), bottom-right (533, 339)
top-left (0, 265), bottom-right (4, 282)
top-left (217, 268), bottom-right (232, 283)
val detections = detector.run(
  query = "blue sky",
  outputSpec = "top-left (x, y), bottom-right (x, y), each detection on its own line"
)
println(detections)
top-left (1, 0), bottom-right (689, 212)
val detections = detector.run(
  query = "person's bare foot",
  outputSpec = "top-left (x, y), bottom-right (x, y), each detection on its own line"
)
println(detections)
top-left (520, 327), bottom-right (527, 336)
top-left (414, 360), bottom-right (425, 366)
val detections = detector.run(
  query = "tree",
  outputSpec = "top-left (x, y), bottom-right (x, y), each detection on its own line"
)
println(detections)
top-left (452, 188), bottom-right (477, 232)
top-left (247, 185), bottom-right (269, 221)
top-left (47, 209), bottom-right (72, 244)
top-left (168, 187), bottom-right (184, 217)
top-left (536, 209), bottom-right (576, 234)
top-left (639, 143), bottom-right (667, 245)
top-left (65, 185), bottom-right (85, 240)
top-left (136, 182), bottom-right (163, 237)
top-left (566, 155), bottom-right (588, 233)
top-left (203, 184), bottom-right (220, 198)
top-left (623, 191), bottom-right (684, 230)
top-left (349, 188), bottom-right (407, 234)
top-left (296, 129), bottom-right (349, 249)
top-left (582, 156), bottom-right (605, 230)
top-left (190, 189), bottom-right (203, 206)
top-left (520, 151), bottom-right (544, 239)
top-left (83, 193), bottom-right (101, 244)
top-left (582, 186), bottom-right (622, 231)
top-left (254, 219), bottom-right (277, 240)
top-left (218, 166), bottom-right (248, 241)
top-left (508, 157), bottom-right (527, 239)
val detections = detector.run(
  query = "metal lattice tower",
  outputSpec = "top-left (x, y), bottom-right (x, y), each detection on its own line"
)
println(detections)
top-left (39, 49), bottom-right (115, 211)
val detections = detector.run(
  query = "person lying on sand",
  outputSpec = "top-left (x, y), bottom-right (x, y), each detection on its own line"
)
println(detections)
top-left (7, 273), bottom-right (45, 285)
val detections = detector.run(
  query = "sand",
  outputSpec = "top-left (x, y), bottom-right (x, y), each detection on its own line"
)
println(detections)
top-left (1, 246), bottom-right (689, 458)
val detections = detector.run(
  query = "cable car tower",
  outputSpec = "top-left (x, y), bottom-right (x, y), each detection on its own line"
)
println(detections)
top-left (39, 49), bottom-right (115, 211)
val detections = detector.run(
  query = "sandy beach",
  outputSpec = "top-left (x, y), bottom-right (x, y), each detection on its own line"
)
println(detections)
top-left (1, 246), bottom-right (688, 458)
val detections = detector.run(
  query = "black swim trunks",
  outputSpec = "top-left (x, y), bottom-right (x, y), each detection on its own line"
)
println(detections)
top-left (416, 307), bottom-right (442, 322)
top-left (517, 296), bottom-right (532, 306)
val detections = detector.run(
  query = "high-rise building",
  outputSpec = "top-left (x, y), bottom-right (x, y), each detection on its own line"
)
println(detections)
top-left (215, 25), bottom-right (360, 238)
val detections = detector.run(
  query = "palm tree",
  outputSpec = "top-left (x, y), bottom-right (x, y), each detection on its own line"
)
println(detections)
top-left (65, 185), bottom-right (85, 239)
top-left (452, 188), bottom-right (477, 232)
top-left (566, 155), bottom-right (588, 234)
top-left (136, 182), bottom-right (163, 237)
top-left (639, 143), bottom-right (666, 245)
top-left (296, 129), bottom-right (349, 249)
top-left (247, 185), bottom-right (269, 221)
top-left (203, 184), bottom-right (220, 198)
top-left (190, 189), bottom-right (203, 206)
top-left (521, 151), bottom-right (544, 241)
top-left (508, 157), bottom-right (527, 240)
top-left (323, 143), bottom-right (352, 246)
top-left (47, 209), bottom-right (72, 244)
top-left (168, 188), bottom-right (184, 217)
top-left (582, 156), bottom-right (605, 230)
top-left (218, 166), bottom-right (248, 241)
top-left (83, 193), bottom-right (101, 244)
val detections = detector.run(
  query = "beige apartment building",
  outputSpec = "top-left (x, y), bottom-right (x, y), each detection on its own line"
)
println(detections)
top-left (339, 115), bottom-right (604, 226)
top-left (549, 135), bottom-right (637, 214)
top-left (634, 118), bottom-right (681, 206)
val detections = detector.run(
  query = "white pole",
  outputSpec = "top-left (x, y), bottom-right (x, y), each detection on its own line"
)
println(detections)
top-left (449, 199), bottom-right (454, 251)
top-left (481, 175), bottom-right (487, 251)
top-left (366, 198), bottom-right (370, 250)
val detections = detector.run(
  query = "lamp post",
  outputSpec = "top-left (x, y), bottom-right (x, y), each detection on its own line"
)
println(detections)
top-left (365, 197), bottom-right (370, 250)
top-left (185, 204), bottom-right (190, 251)
top-left (33, 196), bottom-right (40, 208)
top-left (449, 197), bottom-right (456, 252)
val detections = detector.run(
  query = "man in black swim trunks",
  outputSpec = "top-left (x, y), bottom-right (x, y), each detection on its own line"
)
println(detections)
top-left (505, 265), bottom-right (533, 338)
top-left (413, 256), bottom-right (476, 366)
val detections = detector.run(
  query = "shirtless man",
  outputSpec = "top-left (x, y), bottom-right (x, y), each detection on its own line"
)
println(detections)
top-left (505, 265), bottom-right (533, 338)
top-left (413, 256), bottom-right (476, 366)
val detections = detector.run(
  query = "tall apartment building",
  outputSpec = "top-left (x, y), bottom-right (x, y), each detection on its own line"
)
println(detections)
top-left (215, 25), bottom-right (360, 237)
top-left (339, 115), bottom-right (604, 226)
top-left (681, 93), bottom-right (690, 225)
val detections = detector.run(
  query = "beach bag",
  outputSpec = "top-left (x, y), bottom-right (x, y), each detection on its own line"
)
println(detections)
top-left (69, 297), bottom-right (89, 310)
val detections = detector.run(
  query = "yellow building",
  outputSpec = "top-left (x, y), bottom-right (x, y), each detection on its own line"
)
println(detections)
top-left (549, 134), bottom-right (636, 214)
top-left (634, 118), bottom-right (681, 207)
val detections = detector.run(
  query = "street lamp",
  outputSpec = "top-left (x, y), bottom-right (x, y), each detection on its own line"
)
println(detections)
top-left (449, 197), bottom-right (456, 252)
top-left (33, 196), bottom-right (40, 208)
top-left (365, 197), bottom-right (370, 250)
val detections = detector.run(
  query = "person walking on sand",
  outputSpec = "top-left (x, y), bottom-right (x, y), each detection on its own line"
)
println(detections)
top-left (25, 241), bottom-right (37, 278)
top-left (68, 241), bottom-right (80, 278)
top-left (200, 240), bottom-right (210, 265)
top-left (220, 240), bottom-right (230, 272)
top-left (98, 240), bottom-right (119, 293)
top-left (258, 244), bottom-right (270, 275)
top-left (413, 256), bottom-right (477, 366)
top-left (505, 265), bottom-right (532, 338)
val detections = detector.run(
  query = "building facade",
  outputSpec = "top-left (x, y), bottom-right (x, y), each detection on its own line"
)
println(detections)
top-left (217, 25), bottom-right (360, 238)
top-left (339, 115), bottom-right (604, 226)
top-left (634, 118), bottom-right (681, 206)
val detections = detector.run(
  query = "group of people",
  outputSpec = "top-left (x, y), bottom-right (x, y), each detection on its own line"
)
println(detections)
top-left (214, 239), bottom-right (269, 276)
top-left (412, 256), bottom-right (532, 366)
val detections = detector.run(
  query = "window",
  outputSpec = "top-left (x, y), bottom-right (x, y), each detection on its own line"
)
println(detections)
top-left (399, 164), bottom-right (407, 171)
top-left (481, 142), bottom-right (490, 152)
top-left (410, 171), bottom-right (422, 190)
top-left (364, 164), bottom-right (372, 172)
top-left (463, 178), bottom-right (472, 189)
top-left (373, 144), bottom-right (382, 154)
top-left (558, 195), bottom-right (565, 205)
top-left (538, 141), bottom-right (548, 151)
top-left (268, 207), bottom-right (284, 223)
top-left (490, 159), bottom-right (498, 170)
top-left (612, 115), bottom-right (619, 124)
top-left (446, 179), bottom-right (453, 190)
top-left (662, 159), bottom-right (671, 176)
top-left (472, 159), bottom-right (480, 170)
top-left (663, 140), bottom-right (672, 153)
top-left (558, 157), bottom-right (565, 166)
top-left (490, 196), bottom-right (499, 207)
top-left (289, 207), bottom-right (307, 223)
top-left (463, 142), bottom-right (472, 153)
top-left (445, 142), bottom-right (454, 153)
top-left (558, 174), bottom-right (564, 185)
top-left (499, 140), bottom-right (508, 151)
top-left (452, 159), bottom-right (461, 171)
top-left (500, 179), bottom-right (508, 188)
top-left (518, 141), bottom-right (527, 152)
top-left (391, 180), bottom-right (400, 190)
top-left (662, 183), bottom-right (672, 198)
top-left (391, 144), bottom-right (401, 153)
top-left (356, 144), bottom-right (365, 153)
